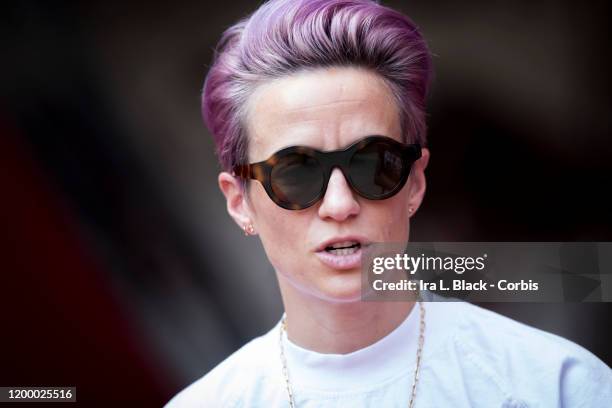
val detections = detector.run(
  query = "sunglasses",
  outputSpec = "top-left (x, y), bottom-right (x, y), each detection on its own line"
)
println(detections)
top-left (233, 136), bottom-right (421, 210)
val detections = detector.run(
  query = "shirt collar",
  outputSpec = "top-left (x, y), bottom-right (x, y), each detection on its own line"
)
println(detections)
top-left (279, 302), bottom-right (422, 393)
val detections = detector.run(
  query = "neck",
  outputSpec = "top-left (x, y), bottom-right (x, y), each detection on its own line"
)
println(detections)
top-left (278, 274), bottom-right (415, 354)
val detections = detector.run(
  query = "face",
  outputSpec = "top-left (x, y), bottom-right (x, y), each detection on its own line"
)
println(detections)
top-left (219, 66), bottom-right (429, 303)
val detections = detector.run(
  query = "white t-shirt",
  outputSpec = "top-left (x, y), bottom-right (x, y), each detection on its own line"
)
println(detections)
top-left (166, 301), bottom-right (612, 407)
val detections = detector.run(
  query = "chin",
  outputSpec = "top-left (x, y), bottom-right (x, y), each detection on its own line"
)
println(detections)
top-left (314, 273), bottom-right (364, 303)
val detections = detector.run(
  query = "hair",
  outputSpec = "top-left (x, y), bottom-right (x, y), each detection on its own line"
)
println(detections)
top-left (202, 0), bottom-right (432, 171)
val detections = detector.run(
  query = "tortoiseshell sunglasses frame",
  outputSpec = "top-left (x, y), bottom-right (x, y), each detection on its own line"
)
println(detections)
top-left (233, 135), bottom-right (421, 210)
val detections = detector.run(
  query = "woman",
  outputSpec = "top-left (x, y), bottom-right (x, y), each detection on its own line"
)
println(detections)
top-left (167, 0), bottom-right (611, 406)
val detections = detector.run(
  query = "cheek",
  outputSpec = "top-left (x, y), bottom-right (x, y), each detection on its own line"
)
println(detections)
top-left (249, 183), bottom-right (308, 264)
top-left (364, 193), bottom-right (411, 242)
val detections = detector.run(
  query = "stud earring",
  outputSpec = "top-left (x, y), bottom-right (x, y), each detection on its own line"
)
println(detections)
top-left (408, 207), bottom-right (414, 214)
top-left (243, 224), bottom-right (255, 236)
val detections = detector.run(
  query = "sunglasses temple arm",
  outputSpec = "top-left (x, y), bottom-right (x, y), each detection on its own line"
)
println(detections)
top-left (233, 164), bottom-right (250, 179)
top-left (409, 144), bottom-right (422, 161)
top-left (234, 164), bottom-right (268, 183)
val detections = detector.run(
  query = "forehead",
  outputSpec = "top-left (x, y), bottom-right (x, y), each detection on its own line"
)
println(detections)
top-left (245, 66), bottom-right (402, 161)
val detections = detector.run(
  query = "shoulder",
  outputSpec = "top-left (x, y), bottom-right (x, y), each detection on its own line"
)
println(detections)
top-left (450, 301), bottom-right (606, 367)
top-left (165, 324), bottom-right (279, 408)
top-left (432, 301), bottom-right (612, 405)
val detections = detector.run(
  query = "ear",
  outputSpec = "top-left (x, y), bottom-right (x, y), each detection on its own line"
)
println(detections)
top-left (406, 147), bottom-right (430, 216)
top-left (218, 171), bottom-right (254, 231)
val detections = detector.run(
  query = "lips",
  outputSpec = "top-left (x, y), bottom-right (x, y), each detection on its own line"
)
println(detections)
top-left (315, 236), bottom-right (369, 270)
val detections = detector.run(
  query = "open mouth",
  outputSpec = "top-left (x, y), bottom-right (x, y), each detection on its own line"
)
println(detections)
top-left (316, 237), bottom-right (367, 270)
top-left (324, 241), bottom-right (361, 256)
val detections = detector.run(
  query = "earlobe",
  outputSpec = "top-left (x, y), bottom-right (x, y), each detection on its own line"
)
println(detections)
top-left (218, 172), bottom-right (253, 230)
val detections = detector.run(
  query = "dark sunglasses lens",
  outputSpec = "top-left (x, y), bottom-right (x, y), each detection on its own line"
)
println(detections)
top-left (271, 153), bottom-right (323, 207)
top-left (349, 141), bottom-right (406, 197)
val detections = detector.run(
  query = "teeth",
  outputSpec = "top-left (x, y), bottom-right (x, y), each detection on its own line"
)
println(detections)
top-left (330, 241), bottom-right (359, 249)
top-left (327, 246), bottom-right (359, 256)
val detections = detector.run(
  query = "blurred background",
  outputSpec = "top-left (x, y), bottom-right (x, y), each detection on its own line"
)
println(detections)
top-left (1, 0), bottom-right (611, 405)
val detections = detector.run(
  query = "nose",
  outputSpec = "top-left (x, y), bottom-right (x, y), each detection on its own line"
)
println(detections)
top-left (318, 168), bottom-right (360, 221)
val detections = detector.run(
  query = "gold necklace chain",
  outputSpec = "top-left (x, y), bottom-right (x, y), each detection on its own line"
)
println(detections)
top-left (279, 301), bottom-right (426, 408)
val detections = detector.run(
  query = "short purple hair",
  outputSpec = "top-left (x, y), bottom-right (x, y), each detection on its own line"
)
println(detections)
top-left (203, 0), bottom-right (432, 171)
